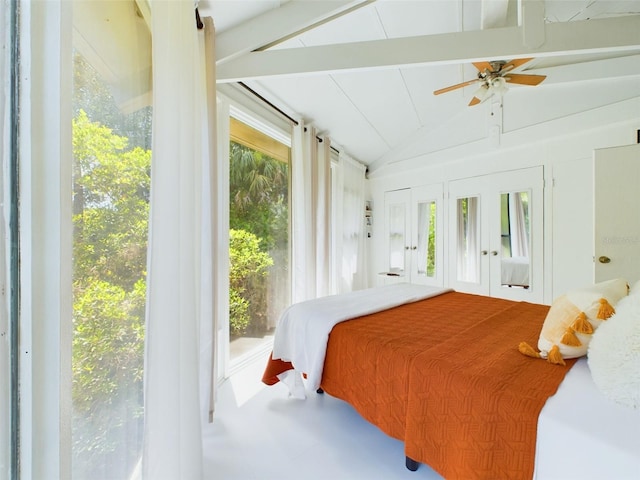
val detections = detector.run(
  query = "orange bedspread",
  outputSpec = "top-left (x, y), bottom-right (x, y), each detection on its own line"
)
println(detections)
top-left (404, 300), bottom-right (576, 479)
top-left (320, 292), bottom-right (516, 441)
top-left (262, 291), bottom-right (576, 479)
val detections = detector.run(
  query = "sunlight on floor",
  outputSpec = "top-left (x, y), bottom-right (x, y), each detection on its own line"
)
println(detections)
top-left (228, 350), bottom-right (270, 407)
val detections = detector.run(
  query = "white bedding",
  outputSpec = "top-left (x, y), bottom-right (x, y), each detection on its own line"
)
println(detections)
top-left (535, 358), bottom-right (640, 479)
top-left (501, 256), bottom-right (530, 286)
top-left (272, 283), bottom-right (451, 395)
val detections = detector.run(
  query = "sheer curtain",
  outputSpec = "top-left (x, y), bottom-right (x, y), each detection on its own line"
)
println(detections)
top-left (467, 197), bottom-right (479, 282)
top-left (291, 122), bottom-right (332, 302)
top-left (143, 2), bottom-right (215, 478)
top-left (335, 153), bottom-right (367, 293)
top-left (509, 192), bottom-right (529, 258)
top-left (315, 136), bottom-right (332, 298)
top-left (457, 197), bottom-right (479, 283)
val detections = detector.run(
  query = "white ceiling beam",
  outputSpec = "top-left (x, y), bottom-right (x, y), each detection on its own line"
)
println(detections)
top-left (521, 0), bottom-right (545, 48)
top-left (481, 0), bottom-right (510, 29)
top-left (216, 0), bottom-right (375, 65)
top-left (216, 14), bottom-right (640, 82)
top-left (528, 54), bottom-right (640, 85)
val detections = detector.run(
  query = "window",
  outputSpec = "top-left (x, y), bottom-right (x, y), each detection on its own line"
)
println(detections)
top-left (71, 5), bottom-right (151, 477)
top-left (228, 113), bottom-right (291, 365)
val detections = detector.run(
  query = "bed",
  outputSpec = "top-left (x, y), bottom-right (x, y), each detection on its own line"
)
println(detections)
top-left (501, 256), bottom-right (530, 287)
top-left (262, 284), bottom-right (640, 479)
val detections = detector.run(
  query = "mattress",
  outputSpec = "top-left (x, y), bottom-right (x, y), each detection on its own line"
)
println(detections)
top-left (535, 358), bottom-right (640, 479)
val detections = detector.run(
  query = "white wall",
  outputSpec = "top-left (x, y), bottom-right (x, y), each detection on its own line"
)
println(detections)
top-left (366, 97), bottom-right (640, 304)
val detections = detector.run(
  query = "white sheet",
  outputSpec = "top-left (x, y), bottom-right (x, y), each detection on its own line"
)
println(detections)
top-left (501, 256), bottom-right (530, 286)
top-left (272, 283), bottom-right (451, 395)
top-left (535, 358), bottom-right (640, 479)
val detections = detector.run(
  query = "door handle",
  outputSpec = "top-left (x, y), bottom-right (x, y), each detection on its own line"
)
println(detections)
top-left (481, 250), bottom-right (488, 255)
top-left (598, 256), bottom-right (611, 264)
top-left (491, 250), bottom-right (498, 256)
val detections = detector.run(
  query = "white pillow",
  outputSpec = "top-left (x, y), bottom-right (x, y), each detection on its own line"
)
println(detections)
top-left (588, 292), bottom-right (640, 409)
top-left (519, 278), bottom-right (629, 365)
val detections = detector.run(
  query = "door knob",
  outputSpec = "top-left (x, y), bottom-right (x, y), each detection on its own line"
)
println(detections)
top-left (412, 246), bottom-right (417, 250)
top-left (491, 250), bottom-right (498, 256)
top-left (481, 250), bottom-right (488, 256)
top-left (598, 256), bottom-right (611, 264)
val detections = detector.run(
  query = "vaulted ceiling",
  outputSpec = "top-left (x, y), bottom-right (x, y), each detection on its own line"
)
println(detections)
top-left (202, 1), bottom-right (640, 173)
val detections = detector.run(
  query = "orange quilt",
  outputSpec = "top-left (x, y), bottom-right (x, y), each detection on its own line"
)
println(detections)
top-left (262, 291), bottom-right (576, 479)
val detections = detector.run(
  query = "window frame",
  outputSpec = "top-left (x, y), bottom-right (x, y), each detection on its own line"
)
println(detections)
top-left (217, 87), bottom-right (293, 380)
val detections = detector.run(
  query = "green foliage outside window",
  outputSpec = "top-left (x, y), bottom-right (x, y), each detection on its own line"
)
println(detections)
top-left (427, 202), bottom-right (436, 277)
top-left (229, 229), bottom-right (273, 336)
top-left (228, 141), bottom-right (289, 337)
top-left (72, 110), bottom-right (150, 479)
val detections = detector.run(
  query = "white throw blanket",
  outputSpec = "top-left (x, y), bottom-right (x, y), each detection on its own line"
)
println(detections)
top-left (272, 283), bottom-right (452, 397)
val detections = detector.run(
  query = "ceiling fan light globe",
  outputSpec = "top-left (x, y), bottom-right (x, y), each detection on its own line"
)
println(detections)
top-left (473, 84), bottom-right (490, 101)
top-left (491, 77), bottom-right (509, 95)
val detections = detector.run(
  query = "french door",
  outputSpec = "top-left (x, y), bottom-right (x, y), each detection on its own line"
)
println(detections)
top-left (448, 167), bottom-right (544, 302)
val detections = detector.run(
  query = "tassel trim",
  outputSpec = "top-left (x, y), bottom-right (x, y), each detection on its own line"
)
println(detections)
top-left (597, 298), bottom-right (615, 320)
top-left (519, 342), bottom-right (541, 359)
top-left (560, 329), bottom-right (582, 347)
top-left (547, 345), bottom-right (566, 366)
top-left (571, 312), bottom-right (593, 334)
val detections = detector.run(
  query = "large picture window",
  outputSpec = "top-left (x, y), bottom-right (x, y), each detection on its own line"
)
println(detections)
top-left (71, 14), bottom-right (151, 478)
top-left (228, 114), bottom-right (290, 364)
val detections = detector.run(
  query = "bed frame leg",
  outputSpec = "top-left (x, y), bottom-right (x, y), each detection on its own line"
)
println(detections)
top-left (405, 456), bottom-right (419, 472)
top-left (316, 388), bottom-right (324, 394)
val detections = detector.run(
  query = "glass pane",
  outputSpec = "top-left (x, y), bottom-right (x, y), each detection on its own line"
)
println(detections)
top-left (72, 52), bottom-right (150, 478)
top-left (500, 191), bottom-right (531, 288)
top-left (416, 201), bottom-right (436, 277)
top-left (229, 123), bottom-right (290, 363)
top-left (500, 192), bottom-right (511, 257)
top-left (388, 203), bottom-right (406, 272)
top-left (456, 196), bottom-right (480, 283)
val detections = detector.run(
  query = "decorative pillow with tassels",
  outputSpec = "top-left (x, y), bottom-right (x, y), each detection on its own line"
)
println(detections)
top-left (519, 278), bottom-right (629, 365)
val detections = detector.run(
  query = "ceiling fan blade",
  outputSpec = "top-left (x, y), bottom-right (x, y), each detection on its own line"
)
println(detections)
top-left (472, 61), bottom-right (494, 73)
top-left (504, 73), bottom-right (546, 86)
top-left (433, 78), bottom-right (479, 96)
top-left (468, 96), bottom-right (483, 106)
top-left (501, 57), bottom-right (534, 72)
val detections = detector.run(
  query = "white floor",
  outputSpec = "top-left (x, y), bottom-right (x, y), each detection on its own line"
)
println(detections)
top-left (202, 352), bottom-right (443, 480)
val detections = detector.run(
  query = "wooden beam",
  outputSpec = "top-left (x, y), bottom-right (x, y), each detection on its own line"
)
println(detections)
top-left (217, 15), bottom-right (640, 82)
top-left (216, 0), bottom-right (375, 65)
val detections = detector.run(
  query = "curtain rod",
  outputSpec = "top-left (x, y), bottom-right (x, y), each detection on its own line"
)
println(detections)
top-left (238, 82), bottom-right (339, 155)
top-left (195, 9), bottom-right (338, 156)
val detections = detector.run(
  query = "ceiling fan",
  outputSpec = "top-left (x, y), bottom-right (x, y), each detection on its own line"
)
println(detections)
top-left (434, 58), bottom-right (546, 106)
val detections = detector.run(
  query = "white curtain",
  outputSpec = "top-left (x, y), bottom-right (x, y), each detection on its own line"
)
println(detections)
top-left (291, 122), bottom-right (316, 303)
top-left (291, 123), bottom-right (332, 302)
top-left (334, 153), bottom-right (367, 293)
top-left (457, 197), bottom-right (479, 283)
top-left (315, 136), bottom-right (332, 298)
top-left (509, 192), bottom-right (529, 258)
top-left (467, 197), bottom-right (479, 282)
top-left (143, 2), bottom-right (215, 478)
